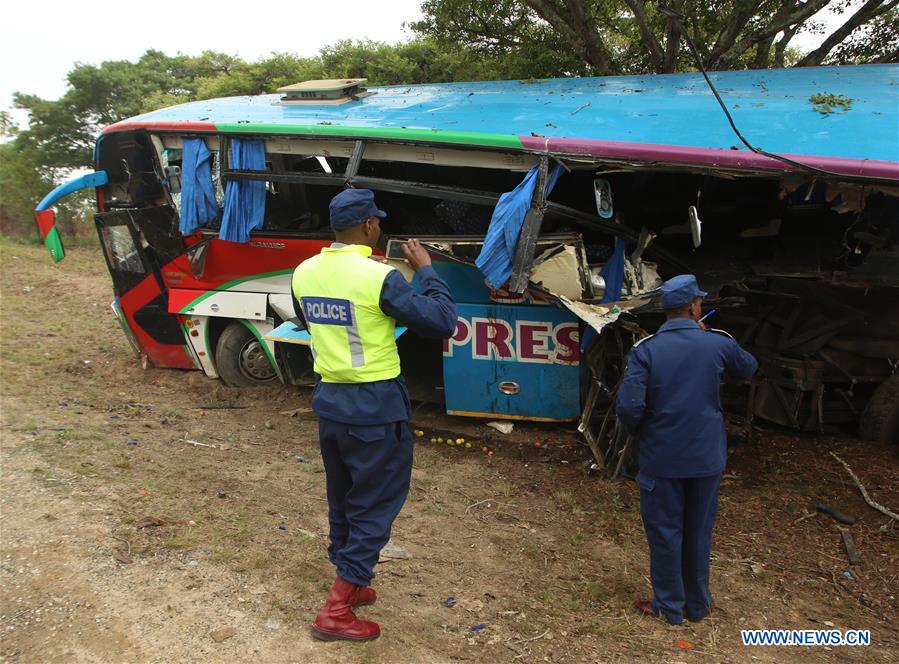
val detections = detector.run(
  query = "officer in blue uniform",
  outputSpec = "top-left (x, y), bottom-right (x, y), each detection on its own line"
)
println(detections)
top-left (292, 189), bottom-right (457, 641)
top-left (616, 274), bottom-right (757, 624)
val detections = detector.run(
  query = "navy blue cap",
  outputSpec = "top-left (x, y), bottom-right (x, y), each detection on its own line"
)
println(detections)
top-left (329, 189), bottom-right (386, 231)
top-left (661, 274), bottom-right (708, 309)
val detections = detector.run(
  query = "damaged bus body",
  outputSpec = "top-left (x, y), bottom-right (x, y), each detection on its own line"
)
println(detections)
top-left (35, 65), bottom-right (899, 460)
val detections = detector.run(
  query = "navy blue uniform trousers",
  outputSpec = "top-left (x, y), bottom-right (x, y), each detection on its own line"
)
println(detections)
top-left (318, 417), bottom-right (413, 587)
top-left (636, 471), bottom-right (721, 624)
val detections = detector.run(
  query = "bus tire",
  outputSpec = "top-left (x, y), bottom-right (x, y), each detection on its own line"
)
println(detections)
top-left (859, 375), bottom-right (899, 445)
top-left (215, 321), bottom-right (278, 388)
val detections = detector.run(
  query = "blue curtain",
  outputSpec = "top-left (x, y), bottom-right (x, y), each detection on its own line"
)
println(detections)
top-left (178, 138), bottom-right (219, 234)
top-left (476, 163), bottom-right (563, 289)
top-left (599, 238), bottom-right (626, 303)
top-left (220, 138), bottom-right (266, 243)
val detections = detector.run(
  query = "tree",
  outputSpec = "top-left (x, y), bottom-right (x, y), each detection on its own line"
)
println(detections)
top-left (413, 1), bottom-right (899, 74)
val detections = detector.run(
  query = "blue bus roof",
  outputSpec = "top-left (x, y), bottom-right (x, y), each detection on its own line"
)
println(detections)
top-left (105, 64), bottom-right (898, 180)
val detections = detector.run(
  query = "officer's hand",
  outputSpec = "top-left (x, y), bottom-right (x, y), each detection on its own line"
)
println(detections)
top-left (698, 320), bottom-right (708, 331)
top-left (401, 238), bottom-right (432, 271)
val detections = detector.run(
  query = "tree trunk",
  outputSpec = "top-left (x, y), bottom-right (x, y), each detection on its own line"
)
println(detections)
top-left (795, 0), bottom-right (895, 67)
top-left (526, 0), bottom-right (614, 72)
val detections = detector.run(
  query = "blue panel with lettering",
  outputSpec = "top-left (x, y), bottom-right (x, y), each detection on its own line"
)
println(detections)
top-left (442, 303), bottom-right (581, 421)
top-left (302, 297), bottom-right (354, 326)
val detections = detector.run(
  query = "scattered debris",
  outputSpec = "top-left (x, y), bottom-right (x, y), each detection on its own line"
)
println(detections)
top-left (264, 420), bottom-right (273, 430)
top-left (126, 439), bottom-right (138, 446)
top-left (209, 627), bottom-right (237, 643)
top-left (176, 435), bottom-right (217, 449)
top-left (843, 570), bottom-right (854, 581)
top-left (137, 516), bottom-right (180, 529)
top-left (379, 540), bottom-right (412, 561)
top-left (676, 639), bottom-right (696, 650)
top-left (443, 596), bottom-right (457, 608)
top-left (486, 421), bottom-right (514, 434)
top-left (277, 522), bottom-right (287, 531)
top-left (279, 407), bottom-right (313, 417)
top-left (815, 503), bottom-right (856, 525)
top-left (809, 92), bottom-right (853, 115)
top-left (829, 452), bottom-right (899, 522)
top-left (198, 405), bottom-right (250, 410)
top-left (470, 623), bottom-right (487, 632)
top-left (794, 508), bottom-right (818, 524)
top-left (22, 286), bottom-right (34, 292)
top-left (840, 529), bottom-right (862, 567)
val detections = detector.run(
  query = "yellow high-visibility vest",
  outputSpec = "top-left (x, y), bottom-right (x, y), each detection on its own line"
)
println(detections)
top-left (292, 244), bottom-right (400, 383)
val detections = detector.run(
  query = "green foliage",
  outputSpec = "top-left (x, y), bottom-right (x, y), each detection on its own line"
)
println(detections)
top-left (414, 1), bottom-right (899, 75)
top-left (0, 138), bottom-right (91, 240)
top-left (809, 92), bottom-right (854, 115)
top-left (828, 7), bottom-right (899, 64)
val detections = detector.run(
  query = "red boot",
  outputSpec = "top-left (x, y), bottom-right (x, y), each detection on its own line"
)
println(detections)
top-left (351, 585), bottom-right (377, 607)
top-left (312, 577), bottom-right (380, 642)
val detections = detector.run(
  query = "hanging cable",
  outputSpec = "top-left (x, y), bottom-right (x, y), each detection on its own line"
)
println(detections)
top-left (657, 3), bottom-right (897, 187)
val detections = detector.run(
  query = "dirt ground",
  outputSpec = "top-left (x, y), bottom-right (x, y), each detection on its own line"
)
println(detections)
top-left (1, 240), bottom-right (897, 663)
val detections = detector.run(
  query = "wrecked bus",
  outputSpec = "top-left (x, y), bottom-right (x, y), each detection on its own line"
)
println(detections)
top-left (34, 65), bottom-right (899, 462)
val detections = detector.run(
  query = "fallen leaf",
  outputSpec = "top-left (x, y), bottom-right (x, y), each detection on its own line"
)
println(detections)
top-left (676, 640), bottom-right (696, 650)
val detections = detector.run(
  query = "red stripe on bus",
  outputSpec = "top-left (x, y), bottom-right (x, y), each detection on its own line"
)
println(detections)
top-left (101, 120), bottom-right (218, 135)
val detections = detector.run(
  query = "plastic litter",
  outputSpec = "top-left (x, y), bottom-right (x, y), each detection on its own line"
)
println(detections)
top-left (109, 415), bottom-right (120, 420)
top-left (470, 623), bottom-right (487, 632)
top-left (277, 522), bottom-right (287, 531)
top-left (126, 439), bottom-right (138, 446)
top-left (379, 539), bottom-right (412, 561)
top-left (443, 596), bottom-right (457, 608)
top-left (486, 421), bottom-right (513, 434)
top-left (843, 570), bottom-right (854, 581)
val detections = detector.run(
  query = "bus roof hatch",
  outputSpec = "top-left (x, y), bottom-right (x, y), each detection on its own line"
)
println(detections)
top-left (276, 78), bottom-right (375, 105)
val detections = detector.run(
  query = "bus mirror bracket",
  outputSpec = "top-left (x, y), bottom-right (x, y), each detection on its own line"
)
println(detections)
top-left (34, 170), bottom-right (110, 263)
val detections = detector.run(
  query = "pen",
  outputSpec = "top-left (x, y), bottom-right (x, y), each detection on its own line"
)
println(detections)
top-left (699, 307), bottom-right (718, 322)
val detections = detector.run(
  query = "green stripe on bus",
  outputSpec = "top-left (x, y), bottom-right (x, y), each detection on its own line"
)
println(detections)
top-left (44, 227), bottom-right (65, 263)
top-left (216, 123), bottom-right (524, 150)
top-left (178, 269), bottom-right (294, 313)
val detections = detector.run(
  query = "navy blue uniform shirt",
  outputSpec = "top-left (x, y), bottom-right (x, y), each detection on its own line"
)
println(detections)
top-left (616, 319), bottom-right (757, 478)
top-left (294, 264), bottom-right (456, 425)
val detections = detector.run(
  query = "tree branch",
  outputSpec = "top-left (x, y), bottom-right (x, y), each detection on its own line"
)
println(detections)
top-left (773, 24), bottom-right (799, 66)
top-left (622, 0), bottom-right (665, 72)
top-left (796, 0), bottom-right (896, 66)
top-left (718, 0), bottom-right (832, 68)
top-left (526, 0), bottom-right (614, 72)
top-left (706, 0), bottom-right (765, 69)
top-left (662, 0), bottom-right (685, 72)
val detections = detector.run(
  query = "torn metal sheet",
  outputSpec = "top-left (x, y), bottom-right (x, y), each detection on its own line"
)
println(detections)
top-left (530, 244), bottom-right (583, 300)
top-left (554, 296), bottom-right (650, 335)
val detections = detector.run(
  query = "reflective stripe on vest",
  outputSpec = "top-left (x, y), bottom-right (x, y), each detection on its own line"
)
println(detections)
top-left (292, 244), bottom-right (399, 383)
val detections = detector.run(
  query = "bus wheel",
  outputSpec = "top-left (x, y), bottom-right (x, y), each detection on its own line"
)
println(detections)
top-left (215, 321), bottom-right (278, 387)
top-left (859, 375), bottom-right (899, 444)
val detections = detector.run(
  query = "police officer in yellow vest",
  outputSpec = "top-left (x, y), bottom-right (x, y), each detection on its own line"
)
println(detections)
top-left (292, 189), bottom-right (457, 642)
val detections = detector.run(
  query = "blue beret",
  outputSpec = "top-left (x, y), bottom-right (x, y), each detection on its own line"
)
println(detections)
top-left (329, 189), bottom-right (387, 231)
top-left (661, 274), bottom-right (707, 309)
